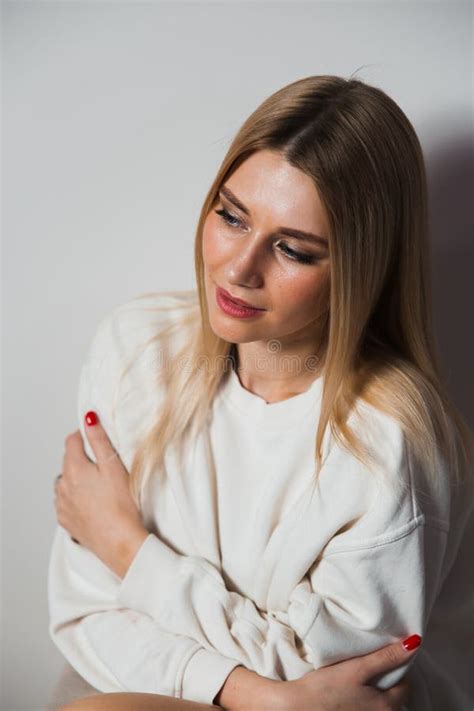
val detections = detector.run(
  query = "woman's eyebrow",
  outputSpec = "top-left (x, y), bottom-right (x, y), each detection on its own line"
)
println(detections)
top-left (219, 184), bottom-right (329, 247)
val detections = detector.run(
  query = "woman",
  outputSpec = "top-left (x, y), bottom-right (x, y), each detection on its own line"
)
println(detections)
top-left (49, 75), bottom-right (474, 710)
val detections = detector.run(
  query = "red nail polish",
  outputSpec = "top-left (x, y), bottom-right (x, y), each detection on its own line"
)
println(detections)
top-left (85, 411), bottom-right (99, 426)
top-left (402, 634), bottom-right (422, 651)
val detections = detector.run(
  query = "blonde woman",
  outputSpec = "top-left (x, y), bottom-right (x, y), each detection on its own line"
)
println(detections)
top-left (49, 75), bottom-right (474, 711)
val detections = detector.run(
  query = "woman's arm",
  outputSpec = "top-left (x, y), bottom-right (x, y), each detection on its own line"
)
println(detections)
top-left (48, 522), bottom-right (246, 705)
top-left (53, 638), bottom-right (415, 711)
top-left (52, 449), bottom-right (421, 711)
top-left (65, 369), bottom-right (432, 691)
top-left (49, 313), bottom-right (245, 706)
top-left (115, 520), bottom-right (432, 691)
top-left (49, 518), bottom-right (418, 711)
top-left (215, 635), bottom-right (418, 711)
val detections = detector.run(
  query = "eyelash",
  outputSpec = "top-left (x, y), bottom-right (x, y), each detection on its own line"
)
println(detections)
top-left (214, 208), bottom-right (317, 265)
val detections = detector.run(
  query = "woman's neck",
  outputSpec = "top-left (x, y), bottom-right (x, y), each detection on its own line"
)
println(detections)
top-left (231, 343), bottom-right (325, 404)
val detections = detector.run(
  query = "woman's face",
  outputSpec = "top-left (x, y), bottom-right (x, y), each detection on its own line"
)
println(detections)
top-left (202, 149), bottom-right (330, 355)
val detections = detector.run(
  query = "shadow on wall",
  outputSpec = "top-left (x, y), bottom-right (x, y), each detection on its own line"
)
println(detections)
top-left (427, 127), bottom-right (474, 430)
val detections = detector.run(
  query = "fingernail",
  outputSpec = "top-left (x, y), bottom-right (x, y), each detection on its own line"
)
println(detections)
top-left (85, 411), bottom-right (99, 426)
top-left (402, 634), bottom-right (422, 651)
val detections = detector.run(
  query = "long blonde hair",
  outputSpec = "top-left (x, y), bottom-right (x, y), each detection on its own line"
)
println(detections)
top-left (112, 75), bottom-right (473, 511)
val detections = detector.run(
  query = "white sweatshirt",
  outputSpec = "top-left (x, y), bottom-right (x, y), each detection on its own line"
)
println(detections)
top-left (48, 291), bottom-right (474, 710)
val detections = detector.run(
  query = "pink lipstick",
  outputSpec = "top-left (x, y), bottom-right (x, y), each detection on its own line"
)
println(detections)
top-left (216, 286), bottom-right (266, 319)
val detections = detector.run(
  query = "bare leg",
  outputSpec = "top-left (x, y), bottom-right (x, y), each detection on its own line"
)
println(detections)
top-left (57, 692), bottom-right (222, 711)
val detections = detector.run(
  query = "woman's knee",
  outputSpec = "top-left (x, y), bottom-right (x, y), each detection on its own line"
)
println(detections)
top-left (57, 691), bottom-right (221, 711)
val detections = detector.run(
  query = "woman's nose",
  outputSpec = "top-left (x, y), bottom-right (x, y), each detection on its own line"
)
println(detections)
top-left (226, 236), bottom-right (266, 286)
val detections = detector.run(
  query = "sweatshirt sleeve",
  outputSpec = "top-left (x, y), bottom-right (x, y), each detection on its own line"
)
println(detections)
top-left (47, 296), bottom-right (241, 705)
top-left (48, 524), bottom-right (241, 703)
top-left (116, 516), bottom-right (445, 687)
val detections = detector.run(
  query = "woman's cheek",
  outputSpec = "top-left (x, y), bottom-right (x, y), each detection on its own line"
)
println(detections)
top-left (203, 224), bottom-right (228, 268)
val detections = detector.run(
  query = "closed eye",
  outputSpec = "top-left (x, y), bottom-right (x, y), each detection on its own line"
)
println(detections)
top-left (214, 208), bottom-right (319, 266)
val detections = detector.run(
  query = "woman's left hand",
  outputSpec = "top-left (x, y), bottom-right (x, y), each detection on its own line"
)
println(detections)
top-left (54, 411), bottom-right (149, 578)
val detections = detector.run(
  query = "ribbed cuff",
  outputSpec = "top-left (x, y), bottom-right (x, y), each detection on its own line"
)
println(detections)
top-left (181, 647), bottom-right (241, 705)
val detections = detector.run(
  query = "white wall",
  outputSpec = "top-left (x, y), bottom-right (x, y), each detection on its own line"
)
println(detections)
top-left (2, 1), bottom-right (472, 709)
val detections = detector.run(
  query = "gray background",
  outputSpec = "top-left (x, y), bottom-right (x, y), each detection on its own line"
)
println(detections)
top-left (2, 1), bottom-right (473, 709)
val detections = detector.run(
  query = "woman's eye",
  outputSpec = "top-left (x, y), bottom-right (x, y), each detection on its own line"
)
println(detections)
top-left (214, 207), bottom-right (318, 266)
top-left (215, 208), bottom-right (242, 229)
top-left (278, 243), bottom-right (316, 265)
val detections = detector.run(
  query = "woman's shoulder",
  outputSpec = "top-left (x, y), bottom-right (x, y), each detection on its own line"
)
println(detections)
top-left (321, 397), bottom-right (454, 552)
top-left (98, 288), bottom-right (198, 337)
top-left (326, 397), bottom-right (407, 487)
top-left (76, 290), bottom-right (199, 465)
top-left (82, 289), bottom-right (199, 369)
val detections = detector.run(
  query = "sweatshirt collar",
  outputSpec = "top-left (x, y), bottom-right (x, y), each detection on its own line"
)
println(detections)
top-left (219, 365), bottom-right (323, 429)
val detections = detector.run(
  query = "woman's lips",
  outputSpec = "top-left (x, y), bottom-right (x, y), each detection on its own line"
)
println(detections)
top-left (216, 286), bottom-right (266, 319)
top-left (219, 287), bottom-right (264, 310)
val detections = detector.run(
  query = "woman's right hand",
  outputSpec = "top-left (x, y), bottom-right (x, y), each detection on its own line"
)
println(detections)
top-left (273, 636), bottom-right (420, 711)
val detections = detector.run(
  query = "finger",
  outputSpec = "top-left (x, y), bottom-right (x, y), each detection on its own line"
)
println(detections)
top-left (64, 430), bottom-right (87, 465)
top-left (83, 410), bottom-right (121, 469)
top-left (352, 636), bottom-right (422, 684)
